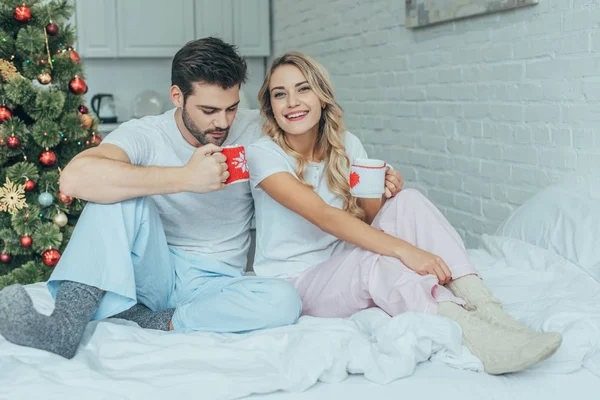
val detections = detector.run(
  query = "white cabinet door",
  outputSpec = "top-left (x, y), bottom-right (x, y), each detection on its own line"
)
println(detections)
top-left (194, 0), bottom-right (270, 57)
top-left (75, 0), bottom-right (118, 58)
top-left (116, 0), bottom-right (195, 57)
top-left (195, 0), bottom-right (233, 44)
top-left (232, 0), bottom-right (270, 56)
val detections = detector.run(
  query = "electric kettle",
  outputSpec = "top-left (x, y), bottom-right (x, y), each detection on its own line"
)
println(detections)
top-left (91, 93), bottom-right (118, 123)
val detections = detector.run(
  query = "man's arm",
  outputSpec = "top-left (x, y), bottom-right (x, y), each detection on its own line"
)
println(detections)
top-left (59, 143), bottom-right (228, 204)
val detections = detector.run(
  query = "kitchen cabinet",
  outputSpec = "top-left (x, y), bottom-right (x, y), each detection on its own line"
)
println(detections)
top-left (116, 0), bottom-right (195, 57)
top-left (195, 0), bottom-right (270, 57)
top-left (75, 0), bottom-right (270, 58)
top-left (75, 0), bottom-right (118, 58)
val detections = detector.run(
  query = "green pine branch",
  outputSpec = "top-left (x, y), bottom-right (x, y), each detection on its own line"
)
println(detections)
top-left (32, 222), bottom-right (62, 253)
top-left (0, 116), bottom-right (31, 157)
top-left (0, 260), bottom-right (52, 291)
top-left (15, 25), bottom-right (45, 61)
top-left (11, 205), bottom-right (42, 236)
top-left (38, 0), bottom-right (75, 26)
top-left (5, 160), bottom-right (38, 182)
top-left (37, 170), bottom-right (60, 195)
top-left (58, 224), bottom-right (74, 253)
top-left (31, 118), bottom-right (61, 148)
top-left (3, 76), bottom-right (36, 105)
top-left (60, 111), bottom-right (87, 140)
top-left (0, 227), bottom-right (33, 256)
top-left (0, 28), bottom-right (16, 60)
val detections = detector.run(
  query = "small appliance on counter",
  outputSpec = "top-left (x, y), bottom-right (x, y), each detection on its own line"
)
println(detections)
top-left (91, 93), bottom-right (118, 124)
top-left (132, 90), bottom-right (164, 118)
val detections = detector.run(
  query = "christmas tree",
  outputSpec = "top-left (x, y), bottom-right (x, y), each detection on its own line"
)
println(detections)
top-left (0, 0), bottom-right (100, 289)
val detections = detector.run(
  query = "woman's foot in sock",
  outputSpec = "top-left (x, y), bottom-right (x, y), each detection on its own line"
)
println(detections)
top-left (447, 275), bottom-right (536, 334)
top-left (438, 301), bottom-right (562, 375)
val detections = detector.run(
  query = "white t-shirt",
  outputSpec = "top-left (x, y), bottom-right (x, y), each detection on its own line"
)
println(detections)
top-left (246, 132), bottom-right (369, 278)
top-left (102, 108), bottom-right (263, 270)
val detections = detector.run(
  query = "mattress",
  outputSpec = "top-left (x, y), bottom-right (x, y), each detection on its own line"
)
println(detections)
top-left (250, 363), bottom-right (599, 400)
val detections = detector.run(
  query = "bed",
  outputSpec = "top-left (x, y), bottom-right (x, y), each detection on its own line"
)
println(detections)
top-left (1, 178), bottom-right (599, 400)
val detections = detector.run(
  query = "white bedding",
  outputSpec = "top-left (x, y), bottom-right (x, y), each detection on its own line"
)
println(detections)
top-left (250, 363), bottom-right (600, 400)
top-left (1, 235), bottom-right (599, 400)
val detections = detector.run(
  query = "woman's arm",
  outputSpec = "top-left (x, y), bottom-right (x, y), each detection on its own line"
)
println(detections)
top-left (259, 172), bottom-right (452, 283)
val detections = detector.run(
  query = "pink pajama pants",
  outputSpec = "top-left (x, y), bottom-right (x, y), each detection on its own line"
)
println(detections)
top-left (289, 189), bottom-right (479, 318)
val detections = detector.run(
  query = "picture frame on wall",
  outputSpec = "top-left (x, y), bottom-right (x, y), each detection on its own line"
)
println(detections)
top-left (405, 0), bottom-right (539, 28)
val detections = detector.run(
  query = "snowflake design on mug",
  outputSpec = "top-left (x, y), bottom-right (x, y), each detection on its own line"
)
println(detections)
top-left (232, 152), bottom-right (249, 173)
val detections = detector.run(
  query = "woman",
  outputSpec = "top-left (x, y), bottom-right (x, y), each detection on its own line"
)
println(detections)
top-left (246, 52), bottom-right (562, 375)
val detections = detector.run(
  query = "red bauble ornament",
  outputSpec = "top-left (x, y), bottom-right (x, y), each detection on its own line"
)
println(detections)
top-left (91, 133), bottom-right (102, 145)
top-left (69, 49), bottom-right (80, 64)
top-left (7, 135), bottom-right (21, 149)
top-left (78, 104), bottom-right (88, 114)
top-left (0, 105), bottom-right (12, 123)
top-left (39, 150), bottom-right (56, 166)
top-left (24, 179), bottom-right (35, 191)
top-left (20, 235), bottom-right (32, 247)
top-left (14, 4), bottom-right (32, 23)
top-left (69, 76), bottom-right (87, 95)
top-left (42, 249), bottom-right (61, 267)
top-left (0, 253), bottom-right (12, 264)
top-left (46, 22), bottom-right (59, 36)
top-left (58, 192), bottom-right (73, 206)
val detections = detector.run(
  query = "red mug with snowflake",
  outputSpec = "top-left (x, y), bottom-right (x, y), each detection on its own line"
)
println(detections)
top-left (349, 158), bottom-right (387, 198)
top-left (222, 145), bottom-right (250, 185)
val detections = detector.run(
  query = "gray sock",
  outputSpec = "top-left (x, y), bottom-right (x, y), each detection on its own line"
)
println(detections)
top-left (0, 281), bottom-right (102, 359)
top-left (111, 303), bottom-right (174, 331)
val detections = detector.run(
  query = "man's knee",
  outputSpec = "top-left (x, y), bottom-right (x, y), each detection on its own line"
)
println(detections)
top-left (262, 280), bottom-right (302, 327)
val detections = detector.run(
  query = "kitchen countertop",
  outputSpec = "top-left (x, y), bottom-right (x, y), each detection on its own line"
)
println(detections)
top-left (97, 121), bottom-right (129, 136)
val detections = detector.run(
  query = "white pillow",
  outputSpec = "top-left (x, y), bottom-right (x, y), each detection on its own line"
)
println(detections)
top-left (495, 175), bottom-right (600, 282)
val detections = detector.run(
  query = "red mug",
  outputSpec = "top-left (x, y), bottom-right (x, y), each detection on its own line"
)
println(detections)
top-left (222, 145), bottom-right (250, 184)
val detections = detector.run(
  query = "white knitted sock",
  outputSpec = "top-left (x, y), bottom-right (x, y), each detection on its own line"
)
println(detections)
top-left (438, 302), bottom-right (562, 375)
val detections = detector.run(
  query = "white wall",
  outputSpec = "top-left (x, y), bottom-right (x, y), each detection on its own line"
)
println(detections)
top-left (82, 57), bottom-right (265, 122)
top-left (271, 0), bottom-right (600, 246)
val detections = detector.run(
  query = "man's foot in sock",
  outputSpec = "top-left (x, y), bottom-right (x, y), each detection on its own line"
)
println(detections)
top-left (0, 282), bottom-right (102, 359)
top-left (0, 285), bottom-right (65, 356)
top-left (111, 303), bottom-right (174, 331)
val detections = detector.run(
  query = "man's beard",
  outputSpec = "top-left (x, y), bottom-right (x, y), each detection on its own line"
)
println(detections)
top-left (182, 106), bottom-right (229, 146)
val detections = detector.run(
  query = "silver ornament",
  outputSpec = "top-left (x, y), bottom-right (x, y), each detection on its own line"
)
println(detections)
top-left (53, 212), bottom-right (68, 227)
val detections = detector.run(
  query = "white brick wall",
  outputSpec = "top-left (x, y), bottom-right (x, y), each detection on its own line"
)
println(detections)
top-left (271, 0), bottom-right (600, 247)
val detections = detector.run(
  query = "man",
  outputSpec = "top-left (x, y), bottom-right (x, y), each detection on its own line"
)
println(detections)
top-left (0, 37), bottom-right (302, 359)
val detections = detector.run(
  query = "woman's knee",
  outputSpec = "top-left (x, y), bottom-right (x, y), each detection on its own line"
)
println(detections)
top-left (389, 188), bottom-right (434, 211)
top-left (396, 188), bottom-right (425, 202)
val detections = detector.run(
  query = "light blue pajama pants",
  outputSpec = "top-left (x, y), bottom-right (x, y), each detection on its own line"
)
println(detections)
top-left (47, 197), bottom-right (302, 333)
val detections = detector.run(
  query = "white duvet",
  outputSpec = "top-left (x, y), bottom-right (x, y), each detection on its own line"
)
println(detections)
top-left (1, 235), bottom-right (599, 400)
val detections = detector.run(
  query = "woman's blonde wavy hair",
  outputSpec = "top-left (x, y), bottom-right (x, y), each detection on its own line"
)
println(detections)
top-left (258, 51), bottom-right (365, 220)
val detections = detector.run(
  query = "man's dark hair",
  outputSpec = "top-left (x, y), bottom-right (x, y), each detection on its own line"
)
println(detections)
top-left (171, 37), bottom-right (247, 102)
